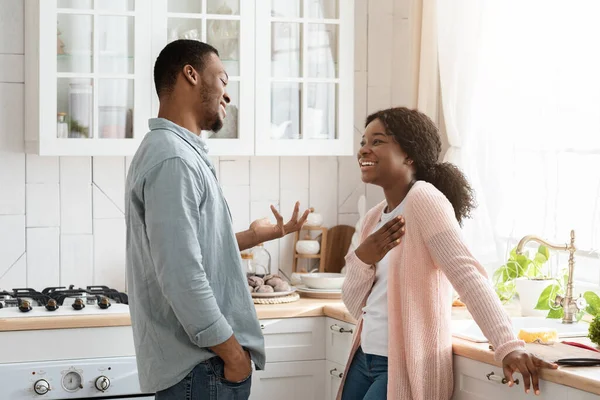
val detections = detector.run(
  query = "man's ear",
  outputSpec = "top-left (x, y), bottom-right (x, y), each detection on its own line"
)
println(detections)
top-left (183, 65), bottom-right (199, 86)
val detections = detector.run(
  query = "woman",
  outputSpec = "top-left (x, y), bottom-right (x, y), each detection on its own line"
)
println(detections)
top-left (338, 107), bottom-right (557, 400)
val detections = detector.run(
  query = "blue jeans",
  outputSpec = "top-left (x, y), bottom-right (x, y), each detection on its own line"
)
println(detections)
top-left (341, 347), bottom-right (388, 400)
top-left (155, 357), bottom-right (252, 400)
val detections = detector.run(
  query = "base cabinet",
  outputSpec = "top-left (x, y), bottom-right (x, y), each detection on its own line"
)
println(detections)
top-left (325, 360), bottom-right (346, 400)
top-left (452, 355), bottom-right (599, 400)
top-left (250, 360), bottom-right (325, 400)
top-left (251, 317), bottom-right (600, 400)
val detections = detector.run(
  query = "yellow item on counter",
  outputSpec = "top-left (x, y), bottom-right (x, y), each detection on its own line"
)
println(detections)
top-left (517, 328), bottom-right (558, 344)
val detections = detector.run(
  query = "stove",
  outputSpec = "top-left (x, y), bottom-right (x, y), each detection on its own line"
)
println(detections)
top-left (0, 285), bottom-right (152, 399)
top-left (0, 285), bottom-right (129, 316)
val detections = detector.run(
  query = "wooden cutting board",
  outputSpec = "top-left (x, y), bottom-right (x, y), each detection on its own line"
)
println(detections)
top-left (526, 341), bottom-right (600, 362)
top-left (322, 225), bottom-right (355, 273)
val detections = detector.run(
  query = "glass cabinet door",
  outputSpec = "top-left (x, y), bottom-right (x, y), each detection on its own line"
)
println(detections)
top-left (255, 0), bottom-right (354, 156)
top-left (39, 0), bottom-right (153, 155)
top-left (153, 0), bottom-right (255, 156)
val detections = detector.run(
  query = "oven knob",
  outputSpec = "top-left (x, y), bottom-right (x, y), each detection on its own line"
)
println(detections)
top-left (45, 299), bottom-right (59, 311)
top-left (98, 296), bottom-right (111, 309)
top-left (33, 379), bottom-right (51, 395)
top-left (72, 297), bottom-right (85, 310)
top-left (19, 299), bottom-right (32, 313)
top-left (95, 376), bottom-right (110, 392)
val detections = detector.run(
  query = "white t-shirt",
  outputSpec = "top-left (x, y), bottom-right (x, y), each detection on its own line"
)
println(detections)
top-left (360, 200), bottom-right (406, 357)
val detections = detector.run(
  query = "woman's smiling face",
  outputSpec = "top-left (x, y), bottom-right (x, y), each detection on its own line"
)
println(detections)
top-left (357, 118), bottom-right (413, 188)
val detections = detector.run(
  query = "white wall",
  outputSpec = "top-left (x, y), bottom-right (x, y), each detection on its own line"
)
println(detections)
top-left (0, 0), bottom-right (416, 291)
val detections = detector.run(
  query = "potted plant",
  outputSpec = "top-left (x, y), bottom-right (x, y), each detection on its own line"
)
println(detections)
top-left (493, 244), bottom-right (554, 316)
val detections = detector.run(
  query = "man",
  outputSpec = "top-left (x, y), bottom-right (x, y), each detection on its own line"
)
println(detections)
top-left (125, 40), bottom-right (309, 399)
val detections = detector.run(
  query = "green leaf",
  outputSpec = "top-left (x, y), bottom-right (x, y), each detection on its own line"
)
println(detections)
top-left (515, 255), bottom-right (532, 273)
top-left (547, 308), bottom-right (564, 319)
top-left (493, 265), bottom-right (510, 284)
top-left (537, 245), bottom-right (550, 261)
top-left (535, 283), bottom-right (560, 310)
top-left (584, 291), bottom-right (600, 317)
top-left (506, 261), bottom-right (522, 279)
top-left (576, 311), bottom-right (585, 322)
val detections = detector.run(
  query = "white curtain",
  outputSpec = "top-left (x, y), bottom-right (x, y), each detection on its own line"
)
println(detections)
top-left (437, 0), bottom-right (497, 267)
top-left (409, 0), bottom-right (439, 122)
top-left (438, 1), bottom-right (600, 280)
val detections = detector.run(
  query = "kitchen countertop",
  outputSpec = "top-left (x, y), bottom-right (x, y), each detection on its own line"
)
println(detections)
top-left (2, 298), bottom-right (599, 394)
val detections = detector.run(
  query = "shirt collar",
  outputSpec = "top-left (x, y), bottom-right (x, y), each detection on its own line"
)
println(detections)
top-left (148, 118), bottom-right (210, 154)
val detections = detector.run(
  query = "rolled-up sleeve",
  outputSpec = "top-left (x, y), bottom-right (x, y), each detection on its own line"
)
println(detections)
top-left (143, 157), bottom-right (233, 348)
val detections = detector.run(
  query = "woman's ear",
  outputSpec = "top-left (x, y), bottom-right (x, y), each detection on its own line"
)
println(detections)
top-left (403, 157), bottom-right (413, 165)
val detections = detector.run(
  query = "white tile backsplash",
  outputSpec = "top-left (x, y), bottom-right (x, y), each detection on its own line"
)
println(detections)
top-left (250, 157), bottom-right (280, 202)
top-left (26, 227), bottom-right (60, 288)
top-left (26, 155), bottom-right (59, 183)
top-left (220, 157), bottom-right (250, 186)
top-left (0, 0), bottom-right (419, 289)
top-left (222, 185), bottom-right (251, 234)
top-left (60, 234), bottom-right (94, 287)
top-left (93, 218), bottom-right (126, 290)
top-left (0, 215), bottom-right (25, 289)
top-left (26, 184), bottom-right (60, 227)
top-left (0, 153), bottom-right (25, 214)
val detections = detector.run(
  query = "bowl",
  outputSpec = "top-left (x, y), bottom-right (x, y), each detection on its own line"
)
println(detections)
top-left (305, 212), bottom-right (323, 227)
top-left (300, 273), bottom-right (345, 290)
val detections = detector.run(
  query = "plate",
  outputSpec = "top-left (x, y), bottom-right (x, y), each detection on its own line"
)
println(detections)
top-left (295, 284), bottom-right (341, 293)
top-left (251, 287), bottom-right (297, 298)
top-left (295, 284), bottom-right (342, 299)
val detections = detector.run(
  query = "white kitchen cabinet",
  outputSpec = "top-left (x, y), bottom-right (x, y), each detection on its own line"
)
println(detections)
top-left (260, 317), bottom-right (325, 362)
top-left (150, 0), bottom-right (256, 156)
top-left (25, 0), bottom-right (153, 156)
top-left (452, 355), bottom-right (570, 400)
top-left (250, 360), bottom-right (326, 400)
top-left (255, 0), bottom-right (354, 156)
top-left (25, 0), bottom-right (355, 157)
top-left (325, 317), bottom-right (354, 366)
top-left (325, 360), bottom-right (345, 400)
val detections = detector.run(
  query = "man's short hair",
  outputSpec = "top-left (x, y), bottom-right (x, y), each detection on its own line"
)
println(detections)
top-left (153, 40), bottom-right (219, 97)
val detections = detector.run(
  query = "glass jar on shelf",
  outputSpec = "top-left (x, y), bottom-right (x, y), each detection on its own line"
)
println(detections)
top-left (57, 112), bottom-right (69, 138)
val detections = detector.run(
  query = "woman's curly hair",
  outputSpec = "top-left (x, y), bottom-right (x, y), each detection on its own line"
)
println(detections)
top-left (366, 107), bottom-right (476, 225)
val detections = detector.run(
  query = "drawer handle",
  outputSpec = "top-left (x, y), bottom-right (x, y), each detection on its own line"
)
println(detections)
top-left (330, 368), bottom-right (344, 379)
top-left (260, 324), bottom-right (265, 330)
top-left (330, 324), bottom-right (353, 334)
top-left (486, 372), bottom-right (519, 385)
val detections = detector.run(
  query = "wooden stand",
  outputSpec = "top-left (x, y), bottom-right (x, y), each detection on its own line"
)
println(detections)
top-left (292, 226), bottom-right (328, 273)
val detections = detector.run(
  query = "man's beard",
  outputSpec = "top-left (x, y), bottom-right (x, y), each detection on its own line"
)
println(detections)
top-left (210, 116), bottom-right (224, 132)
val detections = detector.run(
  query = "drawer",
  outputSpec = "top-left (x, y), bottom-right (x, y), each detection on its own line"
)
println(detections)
top-left (259, 317), bottom-right (325, 363)
top-left (452, 355), bottom-right (569, 400)
top-left (325, 360), bottom-right (345, 400)
top-left (325, 317), bottom-right (355, 366)
top-left (250, 360), bottom-right (325, 400)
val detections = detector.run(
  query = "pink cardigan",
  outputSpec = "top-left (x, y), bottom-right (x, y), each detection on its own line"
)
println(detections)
top-left (337, 181), bottom-right (525, 400)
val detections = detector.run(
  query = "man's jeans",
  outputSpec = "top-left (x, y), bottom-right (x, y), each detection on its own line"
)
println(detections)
top-left (155, 357), bottom-right (252, 400)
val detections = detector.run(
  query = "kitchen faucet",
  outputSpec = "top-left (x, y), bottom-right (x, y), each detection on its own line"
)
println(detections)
top-left (515, 230), bottom-right (584, 324)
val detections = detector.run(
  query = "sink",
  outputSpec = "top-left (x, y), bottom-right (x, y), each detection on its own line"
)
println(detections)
top-left (451, 317), bottom-right (590, 343)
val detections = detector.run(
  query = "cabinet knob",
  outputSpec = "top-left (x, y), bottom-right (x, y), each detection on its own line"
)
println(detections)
top-left (330, 324), bottom-right (353, 334)
top-left (486, 372), bottom-right (519, 385)
top-left (330, 368), bottom-right (343, 379)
